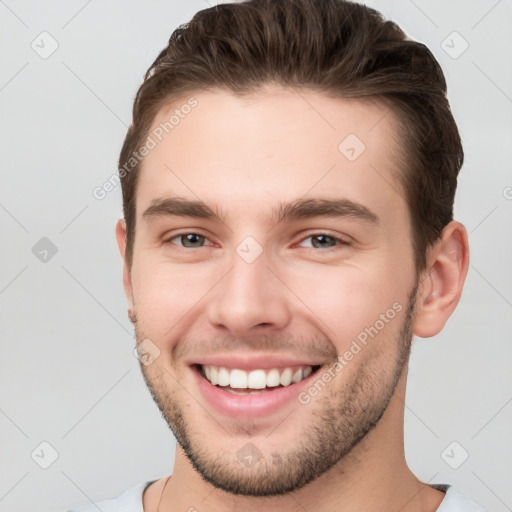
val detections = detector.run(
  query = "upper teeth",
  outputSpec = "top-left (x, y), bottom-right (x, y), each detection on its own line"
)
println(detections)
top-left (202, 365), bottom-right (313, 389)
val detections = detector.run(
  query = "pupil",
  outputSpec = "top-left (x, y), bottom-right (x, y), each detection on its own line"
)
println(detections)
top-left (313, 235), bottom-right (334, 248)
top-left (184, 234), bottom-right (203, 247)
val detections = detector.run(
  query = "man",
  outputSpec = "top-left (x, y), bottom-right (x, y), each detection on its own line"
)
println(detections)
top-left (69, 0), bottom-right (488, 510)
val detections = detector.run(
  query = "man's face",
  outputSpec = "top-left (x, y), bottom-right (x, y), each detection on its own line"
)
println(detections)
top-left (122, 87), bottom-right (419, 495)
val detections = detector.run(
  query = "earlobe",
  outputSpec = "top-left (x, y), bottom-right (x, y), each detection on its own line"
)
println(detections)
top-left (413, 221), bottom-right (469, 338)
top-left (115, 219), bottom-right (135, 310)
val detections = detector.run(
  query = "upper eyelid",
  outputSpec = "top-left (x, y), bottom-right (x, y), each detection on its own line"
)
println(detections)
top-left (295, 230), bottom-right (351, 244)
top-left (164, 228), bottom-right (212, 240)
top-left (161, 231), bottom-right (206, 250)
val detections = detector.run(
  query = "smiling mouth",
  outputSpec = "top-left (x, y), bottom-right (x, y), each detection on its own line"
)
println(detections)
top-left (194, 364), bottom-right (322, 395)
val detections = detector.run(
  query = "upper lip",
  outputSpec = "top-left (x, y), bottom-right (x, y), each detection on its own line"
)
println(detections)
top-left (188, 353), bottom-right (325, 371)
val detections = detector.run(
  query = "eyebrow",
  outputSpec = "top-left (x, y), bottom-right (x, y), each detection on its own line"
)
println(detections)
top-left (273, 198), bottom-right (378, 225)
top-left (142, 196), bottom-right (378, 225)
top-left (142, 197), bottom-right (224, 222)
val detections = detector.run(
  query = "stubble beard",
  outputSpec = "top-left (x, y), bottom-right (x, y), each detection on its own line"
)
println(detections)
top-left (135, 284), bottom-right (417, 497)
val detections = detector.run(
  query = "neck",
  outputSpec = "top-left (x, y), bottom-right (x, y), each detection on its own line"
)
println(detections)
top-left (156, 372), bottom-right (445, 512)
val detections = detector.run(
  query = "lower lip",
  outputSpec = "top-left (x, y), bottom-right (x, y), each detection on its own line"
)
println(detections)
top-left (192, 366), bottom-right (321, 418)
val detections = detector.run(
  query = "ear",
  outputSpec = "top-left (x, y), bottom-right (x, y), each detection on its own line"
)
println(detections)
top-left (413, 221), bottom-right (469, 338)
top-left (115, 219), bottom-right (134, 310)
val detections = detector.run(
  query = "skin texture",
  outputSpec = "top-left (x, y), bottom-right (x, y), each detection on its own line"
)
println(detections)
top-left (116, 87), bottom-right (469, 512)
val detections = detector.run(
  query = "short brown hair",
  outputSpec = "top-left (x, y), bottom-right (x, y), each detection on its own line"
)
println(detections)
top-left (119, 0), bottom-right (463, 271)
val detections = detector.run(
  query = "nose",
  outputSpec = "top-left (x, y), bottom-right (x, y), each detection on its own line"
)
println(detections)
top-left (206, 248), bottom-right (292, 335)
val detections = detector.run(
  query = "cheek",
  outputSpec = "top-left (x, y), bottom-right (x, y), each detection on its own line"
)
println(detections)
top-left (131, 261), bottom-right (217, 339)
top-left (287, 262), bottom-right (408, 349)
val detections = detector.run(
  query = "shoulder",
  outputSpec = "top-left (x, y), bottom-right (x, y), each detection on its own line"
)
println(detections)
top-left (434, 485), bottom-right (490, 512)
top-left (65, 479), bottom-right (159, 512)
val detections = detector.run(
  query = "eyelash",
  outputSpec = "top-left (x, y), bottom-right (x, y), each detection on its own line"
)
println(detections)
top-left (165, 232), bottom-right (349, 250)
top-left (166, 232), bottom-right (214, 248)
top-left (296, 233), bottom-right (349, 250)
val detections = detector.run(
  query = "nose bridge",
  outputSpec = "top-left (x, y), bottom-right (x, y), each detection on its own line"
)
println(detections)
top-left (206, 242), bottom-right (291, 333)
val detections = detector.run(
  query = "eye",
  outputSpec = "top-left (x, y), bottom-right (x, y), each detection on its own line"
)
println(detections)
top-left (298, 234), bottom-right (346, 249)
top-left (168, 233), bottom-right (210, 248)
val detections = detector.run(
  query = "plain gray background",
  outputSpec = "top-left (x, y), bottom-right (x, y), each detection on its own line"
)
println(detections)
top-left (0, 1), bottom-right (511, 511)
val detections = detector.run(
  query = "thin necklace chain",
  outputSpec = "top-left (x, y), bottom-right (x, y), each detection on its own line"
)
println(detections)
top-left (156, 475), bottom-right (172, 512)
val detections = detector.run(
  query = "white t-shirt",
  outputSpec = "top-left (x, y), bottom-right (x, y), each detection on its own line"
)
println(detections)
top-left (66, 482), bottom-right (490, 512)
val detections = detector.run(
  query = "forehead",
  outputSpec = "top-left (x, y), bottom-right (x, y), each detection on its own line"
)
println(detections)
top-left (136, 87), bottom-right (406, 225)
